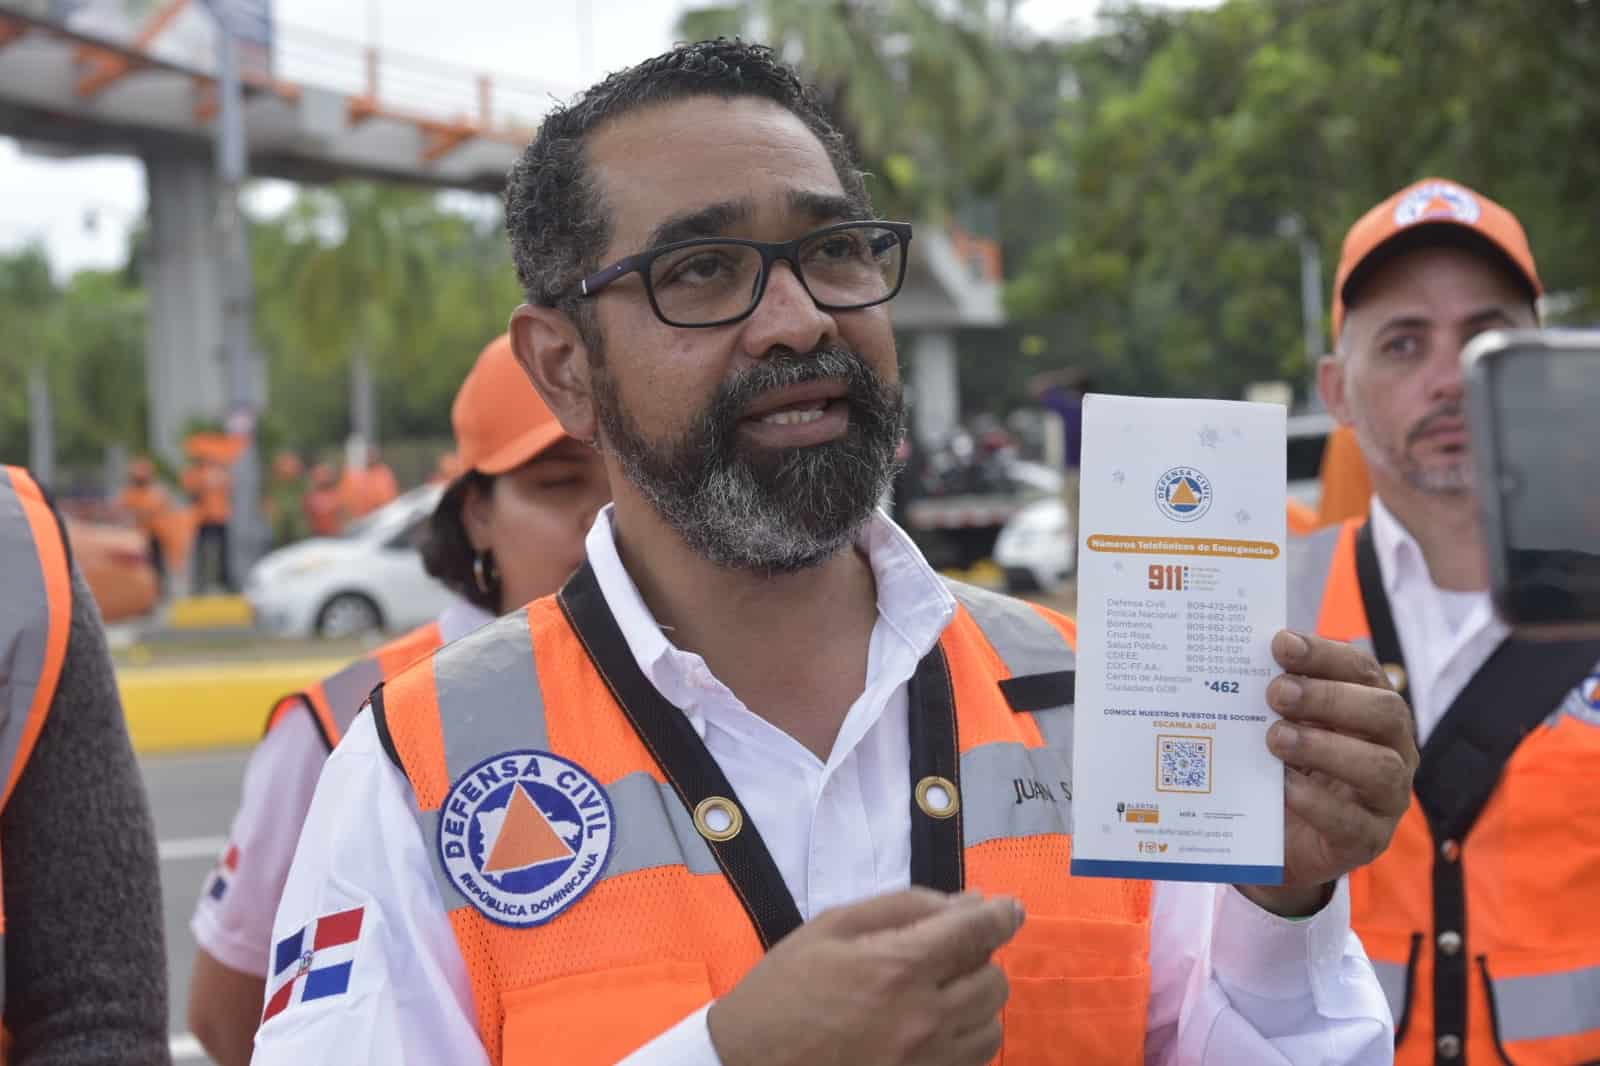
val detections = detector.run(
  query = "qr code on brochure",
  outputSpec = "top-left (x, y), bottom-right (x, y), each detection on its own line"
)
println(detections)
top-left (1156, 735), bottom-right (1212, 794)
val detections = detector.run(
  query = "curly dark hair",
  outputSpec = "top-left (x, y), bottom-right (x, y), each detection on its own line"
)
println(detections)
top-left (419, 473), bottom-right (500, 612)
top-left (503, 38), bottom-right (871, 348)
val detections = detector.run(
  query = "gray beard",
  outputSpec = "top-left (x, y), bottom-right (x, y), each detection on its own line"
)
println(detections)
top-left (595, 346), bottom-right (906, 575)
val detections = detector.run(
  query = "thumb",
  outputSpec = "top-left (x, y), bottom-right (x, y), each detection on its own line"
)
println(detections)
top-left (814, 887), bottom-right (963, 938)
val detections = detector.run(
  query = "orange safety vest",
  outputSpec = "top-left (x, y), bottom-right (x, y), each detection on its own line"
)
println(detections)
top-left (0, 466), bottom-right (74, 1030)
top-left (1290, 518), bottom-right (1600, 1066)
top-left (266, 621), bottom-right (445, 750)
top-left (376, 566), bottom-right (1153, 1066)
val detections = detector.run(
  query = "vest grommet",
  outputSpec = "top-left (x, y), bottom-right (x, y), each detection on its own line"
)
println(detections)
top-left (915, 775), bottom-right (960, 820)
top-left (1439, 838), bottom-right (1460, 863)
top-left (693, 796), bottom-right (743, 842)
top-left (1436, 1034), bottom-right (1461, 1060)
top-left (1382, 662), bottom-right (1407, 694)
top-left (1436, 929), bottom-right (1462, 957)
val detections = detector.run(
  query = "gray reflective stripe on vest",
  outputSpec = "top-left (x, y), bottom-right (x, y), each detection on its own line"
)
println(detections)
top-left (961, 740), bottom-right (1071, 847)
top-left (1492, 964), bottom-right (1600, 1043)
top-left (436, 608), bottom-right (547, 761)
top-left (1371, 959), bottom-right (1407, 1027)
top-left (321, 656), bottom-right (385, 736)
top-left (1286, 524), bottom-right (1342, 635)
top-left (943, 577), bottom-right (1075, 783)
top-left (0, 475), bottom-right (52, 787)
top-left (944, 579), bottom-right (1077, 679)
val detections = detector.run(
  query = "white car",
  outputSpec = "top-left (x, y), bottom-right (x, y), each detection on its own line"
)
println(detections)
top-left (246, 484), bottom-right (457, 638)
top-left (992, 496), bottom-right (1076, 593)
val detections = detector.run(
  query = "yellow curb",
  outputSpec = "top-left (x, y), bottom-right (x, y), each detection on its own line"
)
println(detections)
top-left (118, 659), bottom-right (351, 753)
top-left (168, 595), bottom-right (255, 630)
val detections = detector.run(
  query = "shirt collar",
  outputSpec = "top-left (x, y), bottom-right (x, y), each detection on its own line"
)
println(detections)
top-left (1367, 493), bottom-right (1423, 599)
top-left (1366, 492), bottom-right (1507, 642)
top-left (582, 503), bottom-right (957, 702)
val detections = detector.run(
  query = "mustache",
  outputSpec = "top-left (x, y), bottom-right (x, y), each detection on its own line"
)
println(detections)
top-left (1406, 404), bottom-right (1466, 446)
top-left (706, 346), bottom-right (890, 433)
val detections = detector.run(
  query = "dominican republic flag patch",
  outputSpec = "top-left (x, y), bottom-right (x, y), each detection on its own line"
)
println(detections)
top-left (206, 844), bottom-right (241, 902)
top-left (261, 906), bottom-right (365, 1023)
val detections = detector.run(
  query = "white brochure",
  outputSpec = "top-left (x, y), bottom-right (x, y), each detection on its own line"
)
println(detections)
top-left (1070, 394), bottom-right (1286, 884)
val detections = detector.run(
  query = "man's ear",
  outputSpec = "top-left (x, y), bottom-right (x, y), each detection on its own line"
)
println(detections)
top-left (1318, 352), bottom-right (1353, 427)
top-left (510, 303), bottom-right (599, 444)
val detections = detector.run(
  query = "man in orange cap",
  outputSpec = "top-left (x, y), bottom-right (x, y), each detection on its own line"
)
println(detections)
top-left (186, 336), bottom-right (606, 1066)
top-left (1295, 177), bottom-right (1600, 1064)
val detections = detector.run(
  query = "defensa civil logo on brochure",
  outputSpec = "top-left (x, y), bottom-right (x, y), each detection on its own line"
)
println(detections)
top-left (1155, 466), bottom-right (1213, 523)
top-left (437, 749), bottom-right (614, 928)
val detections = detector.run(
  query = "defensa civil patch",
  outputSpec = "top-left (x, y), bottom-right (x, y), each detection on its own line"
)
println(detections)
top-left (436, 749), bottom-right (614, 928)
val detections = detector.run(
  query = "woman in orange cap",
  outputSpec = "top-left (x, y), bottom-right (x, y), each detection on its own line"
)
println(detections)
top-left (185, 335), bottom-right (610, 1066)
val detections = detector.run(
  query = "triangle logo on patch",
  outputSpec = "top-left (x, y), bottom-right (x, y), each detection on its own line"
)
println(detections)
top-left (482, 782), bottom-right (576, 874)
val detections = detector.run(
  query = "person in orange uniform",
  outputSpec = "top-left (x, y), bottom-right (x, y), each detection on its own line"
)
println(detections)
top-left (184, 454), bottom-right (235, 591)
top-left (340, 448), bottom-right (401, 520)
top-left (185, 335), bottom-right (609, 1066)
top-left (301, 464), bottom-right (346, 538)
top-left (1298, 177), bottom-right (1600, 1065)
top-left (256, 41), bottom-right (1417, 1066)
top-left (0, 465), bottom-right (168, 1063)
top-left (117, 456), bottom-right (175, 585)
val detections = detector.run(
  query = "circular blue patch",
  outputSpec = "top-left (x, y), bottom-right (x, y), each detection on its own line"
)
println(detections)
top-left (436, 749), bottom-right (615, 929)
top-left (1154, 466), bottom-right (1214, 523)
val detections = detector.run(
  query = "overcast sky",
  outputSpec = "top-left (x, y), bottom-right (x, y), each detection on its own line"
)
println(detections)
top-left (0, 0), bottom-right (1204, 279)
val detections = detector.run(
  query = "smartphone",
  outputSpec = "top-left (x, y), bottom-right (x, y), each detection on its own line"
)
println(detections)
top-left (1463, 329), bottom-right (1600, 638)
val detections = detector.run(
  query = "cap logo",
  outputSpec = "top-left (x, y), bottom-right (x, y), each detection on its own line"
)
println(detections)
top-left (1394, 181), bottom-right (1481, 228)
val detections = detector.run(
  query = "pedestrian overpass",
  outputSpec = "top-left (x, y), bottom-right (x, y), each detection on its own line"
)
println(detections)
top-left (0, 0), bottom-right (1001, 468)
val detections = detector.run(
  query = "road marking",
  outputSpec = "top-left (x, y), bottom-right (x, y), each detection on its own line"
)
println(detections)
top-left (160, 835), bottom-right (228, 862)
top-left (170, 1033), bottom-right (207, 1061)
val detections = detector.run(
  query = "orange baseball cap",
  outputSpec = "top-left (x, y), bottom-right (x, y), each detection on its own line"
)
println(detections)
top-left (452, 334), bottom-right (570, 476)
top-left (1332, 177), bottom-right (1541, 339)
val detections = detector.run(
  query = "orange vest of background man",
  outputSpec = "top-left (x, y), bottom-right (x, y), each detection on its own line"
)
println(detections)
top-left (1290, 519), bottom-right (1600, 1066)
top-left (0, 466), bottom-right (74, 1044)
top-left (183, 460), bottom-right (233, 525)
top-left (375, 576), bottom-right (1152, 1066)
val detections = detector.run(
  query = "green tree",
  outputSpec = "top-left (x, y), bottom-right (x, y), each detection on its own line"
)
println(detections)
top-left (676, 0), bottom-right (1024, 221)
top-left (1007, 0), bottom-right (1600, 403)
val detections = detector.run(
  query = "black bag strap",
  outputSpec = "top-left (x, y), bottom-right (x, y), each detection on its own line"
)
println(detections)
top-left (1354, 522), bottom-right (1411, 704)
top-left (558, 561), bottom-right (966, 949)
top-left (559, 562), bottom-right (803, 948)
top-left (1415, 636), bottom-right (1600, 841)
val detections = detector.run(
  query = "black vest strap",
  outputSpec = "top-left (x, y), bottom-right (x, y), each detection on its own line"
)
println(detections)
top-left (557, 561), bottom-right (967, 951)
top-left (1354, 523), bottom-right (1410, 703)
top-left (907, 645), bottom-right (964, 894)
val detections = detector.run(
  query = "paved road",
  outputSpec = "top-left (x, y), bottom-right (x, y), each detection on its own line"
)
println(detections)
top-left (143, 745), bottom-right (252, 1066)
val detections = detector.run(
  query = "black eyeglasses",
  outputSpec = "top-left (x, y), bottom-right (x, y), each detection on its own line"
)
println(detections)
top-left (567, 220), bottom-right (913, 328)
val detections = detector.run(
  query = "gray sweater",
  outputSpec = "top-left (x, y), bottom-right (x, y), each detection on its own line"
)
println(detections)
top-left (2, 565), bottom-right (170, 1065)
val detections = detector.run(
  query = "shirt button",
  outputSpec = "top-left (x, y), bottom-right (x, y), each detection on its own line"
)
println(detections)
top-left (1436, 930), bottom-right (1462, 956)
top-left (1437, 1034), bottom-right (1462, 1059)
top-left (1439, 839), bottom-right (1460, 863)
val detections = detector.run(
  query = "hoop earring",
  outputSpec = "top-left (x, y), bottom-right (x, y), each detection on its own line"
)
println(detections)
top-left (473, 551), bottom-right (496, 595)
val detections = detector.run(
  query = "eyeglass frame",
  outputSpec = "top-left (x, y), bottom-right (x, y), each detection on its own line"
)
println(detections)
top-left (564, 219), bottom-right (915, 329)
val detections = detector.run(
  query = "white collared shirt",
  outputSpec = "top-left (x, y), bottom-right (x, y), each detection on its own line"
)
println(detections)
top-left (1367, 496), bottom-right (1510, 745)
top-left (252, 508), bottom-right (1393, 1066)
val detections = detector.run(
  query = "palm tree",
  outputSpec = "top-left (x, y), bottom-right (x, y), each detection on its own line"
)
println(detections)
top-left (277, 183), bottom-right (438, 453)
top-left (676, 0), bottom-right (1023, 222)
